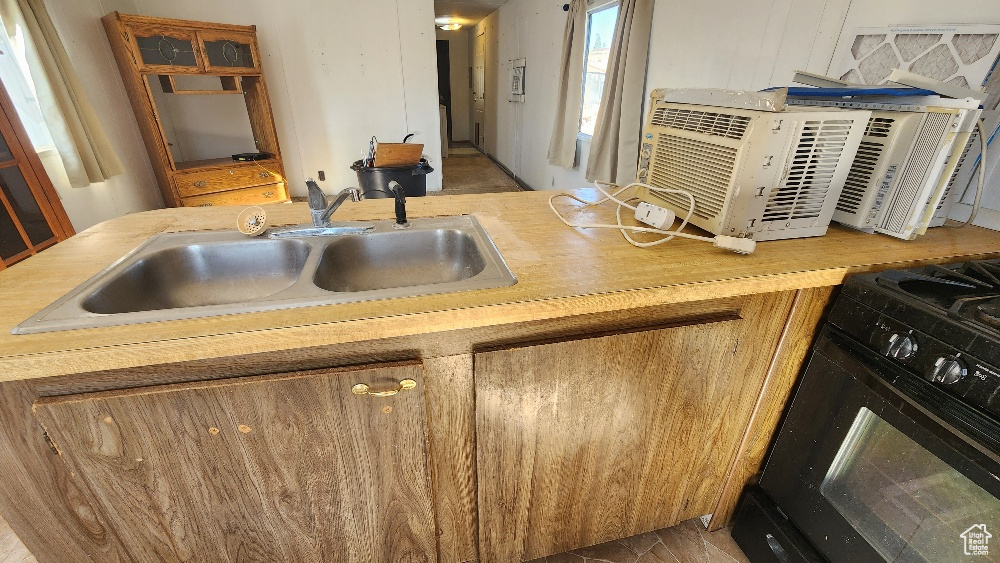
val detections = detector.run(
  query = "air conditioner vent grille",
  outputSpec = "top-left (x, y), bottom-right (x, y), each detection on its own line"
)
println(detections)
top-left (864, 117), bottom-right (895, 137)
top-left (837, 140), bottom-right (885, 214)
top-left (650, 107), bottom-right (752, 140)
top-left (646, 133), bottom-right (737, 220)
top-left (881, 112), bottom-right (951, 232)
top-left (763, 120), bottom-right (853, 222)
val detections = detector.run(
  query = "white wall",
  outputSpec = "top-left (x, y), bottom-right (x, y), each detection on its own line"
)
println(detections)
top-left (483, 0), bottom-right (1000, 198)
top-left (44, 0), bottom-right (442, 232)
top-left (132, 0), bottom-right (442, 196)
top-left (436, 28), bottom-right (472, 142)
top-left (478, 1), bottom-right (593, 192)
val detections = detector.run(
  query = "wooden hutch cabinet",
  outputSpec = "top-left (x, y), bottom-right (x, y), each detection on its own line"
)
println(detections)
top-left (102, 13), bottom-right (289, 208)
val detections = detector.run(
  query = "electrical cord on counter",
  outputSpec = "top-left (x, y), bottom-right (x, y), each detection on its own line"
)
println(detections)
top-left (948, 118), bottom-right (992, 229)
top-left (548, 181), bottom-right (756, 254)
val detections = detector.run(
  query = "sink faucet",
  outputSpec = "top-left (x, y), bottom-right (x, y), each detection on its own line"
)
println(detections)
top-left (268, 179), bottom-right (408, 238)
top-left (309, 181), bottom-right (360, 227)
top-left (387, 181), bottom-right (409, 228)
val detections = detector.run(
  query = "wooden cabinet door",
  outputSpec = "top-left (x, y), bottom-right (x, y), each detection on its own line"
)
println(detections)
top-left (34, 362), bottom-right (437, 562)
top-left (0, 78), bottom-right (73, 270)
top-left (197, 30), bottom-right (260, 74)
top-left (475, 293), bottom-right (794, 561)
top-left (126, 24), bottom-right (204, 73)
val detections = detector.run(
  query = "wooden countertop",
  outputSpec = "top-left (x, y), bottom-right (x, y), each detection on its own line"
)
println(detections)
top-left (1, 190), bottom-right (999, 381)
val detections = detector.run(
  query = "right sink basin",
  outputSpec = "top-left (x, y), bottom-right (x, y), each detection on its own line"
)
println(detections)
top-left (314, 228), bottom-right (488, 292)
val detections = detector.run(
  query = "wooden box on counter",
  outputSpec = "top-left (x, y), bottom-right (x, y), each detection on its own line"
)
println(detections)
top-left (102, 12), bottom-right (288, 208)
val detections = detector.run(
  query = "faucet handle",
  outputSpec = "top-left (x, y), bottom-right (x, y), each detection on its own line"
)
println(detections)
top-left (306, 180), bottom-right (328, 211)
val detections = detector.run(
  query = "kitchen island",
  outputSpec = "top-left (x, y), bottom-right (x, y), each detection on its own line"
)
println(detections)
top-left (1, 190), bottom-right (999, 562)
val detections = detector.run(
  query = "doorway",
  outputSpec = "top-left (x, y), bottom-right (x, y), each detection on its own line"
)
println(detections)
top-left (474, 29), bottom-right (485, 148)
top-left (436, 40), bottom-right (452, 144)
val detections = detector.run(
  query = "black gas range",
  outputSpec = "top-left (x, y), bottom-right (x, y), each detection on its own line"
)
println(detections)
top-left (732, 259), bottom-right (1000, 563)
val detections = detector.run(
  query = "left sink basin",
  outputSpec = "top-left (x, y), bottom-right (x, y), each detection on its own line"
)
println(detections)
top-left (82, 239), bottom-right (311, 314)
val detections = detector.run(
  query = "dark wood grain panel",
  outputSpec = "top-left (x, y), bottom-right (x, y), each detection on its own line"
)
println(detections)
top-left (0, 381), bottom-right (124, 561)
top-left (475, 292), bottom-right (795, 561)
top-left (423, 355), bottom-right (479, 562)
top-left (34, 362), bottom-right (437, 562)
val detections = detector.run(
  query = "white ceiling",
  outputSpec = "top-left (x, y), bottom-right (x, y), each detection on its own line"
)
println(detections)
top-left (434, 0), bottom-right (510, 27)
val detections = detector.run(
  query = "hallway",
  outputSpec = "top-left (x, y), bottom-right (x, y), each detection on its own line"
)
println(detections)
top-left (435, 142), bottom-right (523, 196)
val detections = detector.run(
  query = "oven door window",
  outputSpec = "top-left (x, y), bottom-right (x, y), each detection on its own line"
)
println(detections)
top-left (761, 329), bottom-right (1000, 562)
top-left (821, 407), bottom-right (1000, 561)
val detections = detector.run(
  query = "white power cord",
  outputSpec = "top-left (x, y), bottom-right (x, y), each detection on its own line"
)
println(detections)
top-left (949, 118), bottom-right (991, 228)
top-left (548, 181), bottom-right (756, 254)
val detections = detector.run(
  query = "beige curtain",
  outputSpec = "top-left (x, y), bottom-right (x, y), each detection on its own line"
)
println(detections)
top-left (547, 0), bottom-right (588, 168)
top-left (585, 0), bottom-right (654, 184)
top-left (0, 0), bottom-right (123, 188)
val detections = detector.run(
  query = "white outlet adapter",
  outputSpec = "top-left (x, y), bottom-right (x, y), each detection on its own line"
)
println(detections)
top-left (634, 202), bottom-right (675, 229)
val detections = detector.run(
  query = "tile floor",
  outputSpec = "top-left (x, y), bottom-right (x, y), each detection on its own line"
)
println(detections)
top-left (0, 514), bottom-right (35, 563)
top-left (436, 142), bottom-right (522, 196)
top-left (526, 519), bottom-right (749, 563)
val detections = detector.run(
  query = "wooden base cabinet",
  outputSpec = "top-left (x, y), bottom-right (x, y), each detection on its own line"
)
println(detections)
top-left (33, 362), bottom-right (438, 562)
top-left (0, 290), bottom-right (831, 561)
top-left (474, 293), bottom-right (798, 562)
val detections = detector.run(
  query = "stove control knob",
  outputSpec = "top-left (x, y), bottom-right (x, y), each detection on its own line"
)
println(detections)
top-left (930, 356), bottom-right (966, 385)
top-left (881, 333), bottom-right (917, 360)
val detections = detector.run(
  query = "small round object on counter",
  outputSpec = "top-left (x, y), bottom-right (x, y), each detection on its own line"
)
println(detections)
top-left (237, 206), bottom-right (268, 236)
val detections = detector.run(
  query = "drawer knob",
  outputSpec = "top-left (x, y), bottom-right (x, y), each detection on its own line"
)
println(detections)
top-left (228, 170), bottom-right (235, 175)
top-left (193, 180), bottom-right (207, 188)
top-left (259, 172), bottom-right (271, 178)
top-left (263, 191), bottom-right (275, 198)
top-left (352, 379), bottom-right (416, 397)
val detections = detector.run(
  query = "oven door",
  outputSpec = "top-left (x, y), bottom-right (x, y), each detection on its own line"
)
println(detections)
top-left (760, 326), bottom-right (1000, 563)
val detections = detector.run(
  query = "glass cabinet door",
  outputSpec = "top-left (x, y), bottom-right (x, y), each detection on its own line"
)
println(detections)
top-left (0, 197), bottom-right (28, 261)
top-left (197, 31), bottom-right (258, 73)
top-left (0, 166), bottom-right (54, 247)
top-left (0, 77), bottom-right (73, 269)
top-left (129, 27), bottom-right (202, 72)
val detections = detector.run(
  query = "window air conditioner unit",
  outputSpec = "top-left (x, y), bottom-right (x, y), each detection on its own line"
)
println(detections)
top-left (635, 98), bottom-right (869, 241)
top-left (826, 103), bottom-right (981, 239)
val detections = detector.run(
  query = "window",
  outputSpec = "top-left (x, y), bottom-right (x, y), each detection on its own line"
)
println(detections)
top-left (579, 1), bottom-right (618, 138)
top-left (0, 14), bottom-right (55, 151)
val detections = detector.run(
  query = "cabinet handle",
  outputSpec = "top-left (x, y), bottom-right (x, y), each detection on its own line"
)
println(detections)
top-left (198, 203), bottom-right (213, 207)
top-left (352, 379), bottom-right (416, 397)
top-left (259, 172), bottom-right (271, 178)
top-left (262, 191), bottom-right (275, 198)
top-left (193, 180), bottom-right (207, 188)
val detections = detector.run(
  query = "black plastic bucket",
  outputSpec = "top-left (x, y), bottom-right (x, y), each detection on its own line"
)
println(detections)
top-left (351, 160), bottom-right (433, 198)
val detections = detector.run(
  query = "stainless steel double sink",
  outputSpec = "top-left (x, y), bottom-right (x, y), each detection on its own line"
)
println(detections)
top-left (14, 215), bottom-right (517, 334)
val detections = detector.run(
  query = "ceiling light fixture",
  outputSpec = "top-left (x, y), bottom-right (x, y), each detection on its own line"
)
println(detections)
top-left (439, 23), bottom-right (462, 31)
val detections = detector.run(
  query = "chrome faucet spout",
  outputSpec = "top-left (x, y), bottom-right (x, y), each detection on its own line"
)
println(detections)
top-left (306, 180), bottom-right (360, 227)
top-left (319, 188), bottom-right (361, 226)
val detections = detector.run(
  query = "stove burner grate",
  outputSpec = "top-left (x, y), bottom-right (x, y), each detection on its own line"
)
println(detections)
top-left (878, 259), bottom-right (1000, 323)
top-left (978, 302), bottom-right (1000, 329)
